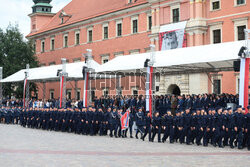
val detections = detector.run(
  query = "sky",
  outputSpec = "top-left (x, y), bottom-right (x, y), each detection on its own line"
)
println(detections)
top-left (0, 0), bottom-right (71, 37)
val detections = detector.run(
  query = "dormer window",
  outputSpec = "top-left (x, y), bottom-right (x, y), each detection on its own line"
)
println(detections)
top-left (59, 10), bottom-right (72, 24)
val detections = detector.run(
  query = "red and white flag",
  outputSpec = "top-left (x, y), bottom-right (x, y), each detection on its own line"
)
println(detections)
top-left (239, 58), bottom-right (250, 113)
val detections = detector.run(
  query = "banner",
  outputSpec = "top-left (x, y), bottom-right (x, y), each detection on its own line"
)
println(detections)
top-left (239, 58), bottom-right (250, 113)
top-left (121, 111), bottom-right (130, 130)
top-left (159, 29), bottom-right (186, 51)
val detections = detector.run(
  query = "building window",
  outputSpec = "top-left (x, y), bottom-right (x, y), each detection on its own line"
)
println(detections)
top-left (213, 79), bottom-right (221, 94)
top-left (237, 25), bottom-right (246, 41)
top-left (103, 89), bottom-right (109, 97)
top-left (73, 58), bottom-right (81, 63)
top-left (63, 34), bottom-right (68, 47)
top-left (114, 51), bottom-right (124, 57)
top-left (103, 59), bottom-right (109, 64)
top-left (50, 90), bottom-right (54, 99)
top-left (75, 32), bottom-right (80, 45)
top-left (49, 62), bottom-right (56, 66)
top-left (117, 23), bottom-right (122, 37)
top-left (236, 0), bottom-right (245, 5)
top-left (101, 54), bottom-right (110, 64)
top-left (50, 38), bottom-right (55, 50)
top-left (88, 30), bottom-right (93, 42)
top-left (103, 26), bottom-right (108, 39)
top-left (67, 89), bottom-right (72, 100)
top-left (132, 19), bottom-right (138, 34)
top-left (211, 0), bottom-right (220, 10)
top-left (213, 29), bottom-right (221, 43)
top-left (148, 15), bottom-right (152, 31)
top-left (41, 40), bottom-right (45, 52)
top-left (77, 89), bottom-right (81, 100)
top-left (129, 49), bottom-right (140, 55)
top-left (133, 90), bottom-right (138, 96)
top-left (172, 8), bottom-right (180, 23)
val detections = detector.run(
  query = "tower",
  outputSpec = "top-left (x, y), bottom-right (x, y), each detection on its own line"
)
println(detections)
top-left (29, 0), bottom-right (55, 33)
top-left (32, 0), bottom-right (53, 13)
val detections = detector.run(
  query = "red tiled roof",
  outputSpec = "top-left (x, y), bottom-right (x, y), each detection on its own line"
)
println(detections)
top-left (27, 0), bottom-right (148, 37)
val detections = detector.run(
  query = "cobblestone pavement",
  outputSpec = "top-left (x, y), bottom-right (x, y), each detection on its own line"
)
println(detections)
top-left (0, 124), bottom-right (249, 167)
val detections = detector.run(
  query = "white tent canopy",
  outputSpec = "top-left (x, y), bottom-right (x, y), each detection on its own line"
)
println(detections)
top-left (0, 60), bottom-right (100, 83)
top-left (96, 41), bottom-right (243, 74)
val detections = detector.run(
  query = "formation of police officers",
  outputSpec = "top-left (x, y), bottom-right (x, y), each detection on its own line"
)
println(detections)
top-left (0, 93), bottom-right (250, 151)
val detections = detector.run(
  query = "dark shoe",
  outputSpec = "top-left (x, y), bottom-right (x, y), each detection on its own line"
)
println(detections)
top-left (230, 145), bottom-right (234, 149)
top-left (130, 136), bottom-right (133, 138)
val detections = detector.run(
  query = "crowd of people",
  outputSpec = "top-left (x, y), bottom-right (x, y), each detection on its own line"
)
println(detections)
top-left (0, 93), bottom-right (249, 151)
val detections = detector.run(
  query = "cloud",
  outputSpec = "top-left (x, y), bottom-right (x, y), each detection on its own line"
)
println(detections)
top-left (0, 0), bottom-right (71, 38)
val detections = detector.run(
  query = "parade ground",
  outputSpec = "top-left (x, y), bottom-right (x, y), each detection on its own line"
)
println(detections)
top-left (0, 124), bottom-right (249, 167)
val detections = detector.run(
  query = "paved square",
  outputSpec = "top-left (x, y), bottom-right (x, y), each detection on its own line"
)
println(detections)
top-left (0, 124), bottom-right (249, 167)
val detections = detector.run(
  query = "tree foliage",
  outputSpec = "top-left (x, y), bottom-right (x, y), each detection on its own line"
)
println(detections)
top-left (0, 24), bottom-right (39, 98)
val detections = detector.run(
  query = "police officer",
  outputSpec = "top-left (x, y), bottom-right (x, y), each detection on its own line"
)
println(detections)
top-left (142, 112), bottom-right (151, 141)
top-left (135, 108), bottom-right (145, 139)
top-left (151, 112), bottom-right (161, 143)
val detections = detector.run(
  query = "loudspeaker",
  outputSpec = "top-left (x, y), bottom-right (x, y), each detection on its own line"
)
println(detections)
top-left (238, 46), bottom-right (247, 57)
top-left (144, 59), bottom-right (150, 67)
top-left (233, 60), bottom-right (240, 72)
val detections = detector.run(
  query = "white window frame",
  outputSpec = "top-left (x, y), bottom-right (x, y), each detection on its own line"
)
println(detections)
top-left (209, 22), bottom-right (223, 44)
top-left (73, 58), bottom-right (81, 63)
top-left (76, 89), bottom-right (81, 100)
top-left (114, 51), bottom-right (124, 57)
top-left (116, 19), bottom-right (123, 37)
top-left (102, 88), bottom-right (109, 96)
top-left (234, 0), bottom-right (246, 6)
top-left (63, 33), bottom-right (68, 48)
top-left (170, 4), bottom-right (180, 23)
top-left (233, 17), bottom-right (248, 41)
top-left (66, 89), bottom-right (72, 100)
top-left (131, 87), bottom-right (139, 96)
top-left (210, 0), bottom-right (221, 11)
top-left (87, 27), bottom-right (93, 42)
top-left (101, 54), bottom-right (110, 64)
top-left (131, 15), bottom-right (139, 34)
top-left (211, 74), bottom-right (222, 94)
top-left (41, 39), bottom-right (45, 52)
top-left (75, 30), bottom-right (80, 45)
top-left (147, 13), bottom-right (152, 31)
top-left (235, 74), bottom-right (240, 94)
top-left (49, 90), bottom-right (55, 99)
top-left (50, 37), bottom-right (55, 51)
top-left (103, 22), bottom-right (109, 40)
top-left (129, 49), bottom-right (140, 55)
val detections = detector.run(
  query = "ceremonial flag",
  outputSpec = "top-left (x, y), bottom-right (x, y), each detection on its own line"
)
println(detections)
top-left (121, 110), bottom-right (130, 130)
top-left (239, 58), bottom-right (250, 113)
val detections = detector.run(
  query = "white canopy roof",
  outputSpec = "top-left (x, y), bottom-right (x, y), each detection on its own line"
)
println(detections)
top-left (96, 41), bottom-right (243, 74)
top-left (0, 60), bottom-right (100, 83)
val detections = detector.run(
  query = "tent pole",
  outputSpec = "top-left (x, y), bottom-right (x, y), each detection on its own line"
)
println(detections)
top-left (239, 29), bottom-right (250, 113)
top-left (23, 64), bottom-right (30, 109)
top-left (83, 49), bottom-right (92, 107)
top-left (42, 82), bottom-right (46, 101)
top-left (0, 67), bottom-right (3, 106)
top-left (74, 80), bottom-right (78, 100)
top-left (59, 58), bottom-right (67, 108)
top-left (146, 45), bottom-right (155, 117)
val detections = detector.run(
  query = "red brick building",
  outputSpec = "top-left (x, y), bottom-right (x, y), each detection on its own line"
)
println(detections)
top-left (27, 0), bottom-right (250, 100)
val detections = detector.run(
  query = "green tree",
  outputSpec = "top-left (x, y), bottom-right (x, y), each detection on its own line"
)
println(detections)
top-left (0, 24), bottom-right (39, 98)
